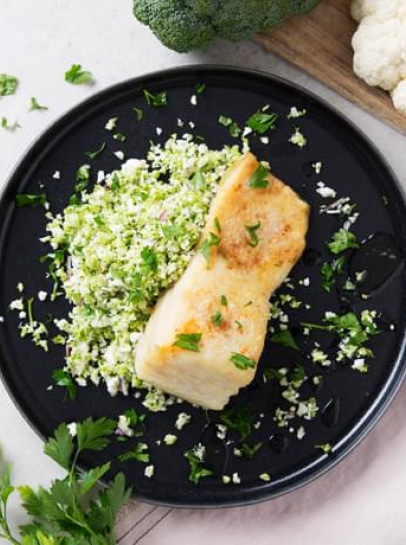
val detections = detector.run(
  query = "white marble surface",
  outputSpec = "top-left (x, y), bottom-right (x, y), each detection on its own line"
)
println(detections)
top-left (1, 1), bottom-right (406, 544)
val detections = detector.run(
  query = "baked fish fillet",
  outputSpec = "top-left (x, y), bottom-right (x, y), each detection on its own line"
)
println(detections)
top-left (135, 153), bottom-right (310, 410)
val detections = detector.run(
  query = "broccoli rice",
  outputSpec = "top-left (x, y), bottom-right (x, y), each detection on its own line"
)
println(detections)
top-left (44, 134), bottom-right (242, 397)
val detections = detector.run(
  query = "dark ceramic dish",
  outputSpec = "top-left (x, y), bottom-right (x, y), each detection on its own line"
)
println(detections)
top-left (0, 66), bottom-right (405, 507)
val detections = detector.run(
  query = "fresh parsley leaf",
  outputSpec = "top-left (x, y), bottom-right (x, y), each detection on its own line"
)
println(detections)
top-left (185, 448), bottom-right (213, 484)
top-left (29, 97), bottom-right (48, 111)
top-left (174, 333), bottom-right (202, 352)
top-left (140, 247), bottom-right (158, 272)
top-left (1, 117), bottom-right (20, 131)
top-left (43, 423), bottom-right (74, 470)
top-left (246, 110), bottom-right (278, 134)
top-left (200, 232), bottom-right (220, 263)
top-left (220, 405), bottom-right (253, 440)
top-left (76, 417), bottom-right (116, 452)
top-left (123, 408), bottom-right (146, 431)
top-left (0, 74), bottom-right (18, 96)
top-left (218, 115), bottom-right (241, 138)
top-left (270, 330), bottom-right (299, 350)
top-left (220, 294), bottom-right (228, 307)
top-left (52, 369), bottom-right (77, 400)
top-left (214, 217), bottom-right (221, 233)
top-left (2, 417), bottom-right (131, 544)
top-left (230, 352), bottom-right (256, 370)
top-left (132, 107), bottom-right (144, 121)
top-left (321, 256), bottom-right (346, 292)
top-left (245, 222), bottom-right (261, 247)
top-left (15, 193), bottom-right (47, 208)
top-left (264, 367), bottom-right (285, 381)
top-left (195, 83), bottom-right (206, 94)
top-left (288, 365), bottom-right (306, 384)
top-left (328, 228), bottom-right (359, 255)
top-left (143, 88), bottom-right (167, 108)
top-left (249, 164), bottom-right (270, 189)
top-left (239, 442), bottom-right (262, 460)
top-left (211, 310), bottom-right (223, 327)
top-left (85, 142), bottom-right (106, 159)
top-left (64, 64), bottom-right (93, 85)
top-left (80, 462), bottom-right (111, 496)
top-left (118, 442), bottom-right (149, 463)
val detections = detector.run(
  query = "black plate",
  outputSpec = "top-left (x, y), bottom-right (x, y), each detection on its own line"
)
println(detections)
top-left (1, 66), bottom-right (406, 508)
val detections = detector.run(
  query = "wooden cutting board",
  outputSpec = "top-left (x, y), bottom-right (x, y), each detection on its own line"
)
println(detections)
top-left (254, 0), bottom-right (406, 136)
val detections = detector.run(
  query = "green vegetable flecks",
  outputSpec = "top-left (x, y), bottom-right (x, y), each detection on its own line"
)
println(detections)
top-left (0, 74), bottom-right (18, 96)
top-left (133, 0), bottom-right (322, 52)
top-left (65, 64), bottom-right (93, 85)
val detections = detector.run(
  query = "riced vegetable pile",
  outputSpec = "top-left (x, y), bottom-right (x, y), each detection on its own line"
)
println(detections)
top-left (43, 135), bottom-right (241, 396)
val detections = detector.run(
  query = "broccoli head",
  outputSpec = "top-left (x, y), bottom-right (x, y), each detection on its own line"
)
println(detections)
top-left (133, 0), bottom-right (323, 53)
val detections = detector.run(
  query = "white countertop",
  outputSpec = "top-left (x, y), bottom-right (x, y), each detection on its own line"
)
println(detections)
top-left (1, 1), bottom-right (406, 544)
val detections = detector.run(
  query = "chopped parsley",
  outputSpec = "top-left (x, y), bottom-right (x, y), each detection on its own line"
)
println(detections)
top-left (220, 294), bottom-right (228, 307)
top-left (1, 117), bottom-right (20, 131)
top-left (173, 333), bottom-right (202, 352)
top-left (246, 110), bottom-right (278, 134)
top-left (15, 193), bottom-right (47, 207)
top-left (211, 310), bottom-right (223, 327)
top-left (303, 311), bottom-right (380, 363)
top-left (185, 446), bottom-right (213, 484)
top-left (328, 228), bottom-right (359, 254)
top-left (245, 222), bottom-right (261, 247)
top-left (0, 73), bottom-right (18, 96)
top-left (29, 97), bottom-right (48, 111)
top-left (52, 369), bottom-right (77, 399)
top-left (64, 64), bottom-right (93, 85)
top-left (231, 352), bottom-right (256, 370)
top-left (321, 256), bottom-right (346, 292)
top-left (195, 83), bottom-right (206, 94)
top-left (249, 164), bottom-right (270, 189)
top-left (200, 232), bottom-right (220, 263)
top-left (214, 217), bottom-right (221, 233)
top-left (143, 88), bottom-right (168, 107)
top-left (220, 405), bottom-right (253, 440)
top-left (132, 107), bottom-right (144, 121)
top-left (118, 442), bottom-right (150, 463)
top-left (270, 330), bottom-right (299, 350)
top-left (85, 142), bottom-right (106, 159)
top-left (239, 442), bottom-right (262, 460)
top-left (218, 115), bottom-right (241, 138)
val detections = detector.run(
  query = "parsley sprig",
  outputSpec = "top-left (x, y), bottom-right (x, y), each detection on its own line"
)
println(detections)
top-left (0, 418), bottom-right (131, 544)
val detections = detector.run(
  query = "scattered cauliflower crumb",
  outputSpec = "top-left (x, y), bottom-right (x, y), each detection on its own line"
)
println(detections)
top-left (163, 434), bottom-right (178, 445)
top-left (175, 412), bottom-right (191, 430)
top-left (144, 465), bottom-right (154, 478)
top-left (289, 127), bottom-right (307, 148)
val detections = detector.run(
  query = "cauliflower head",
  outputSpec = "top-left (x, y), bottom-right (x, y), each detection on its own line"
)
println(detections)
top-left (351, 0), bottom-right (406, 115)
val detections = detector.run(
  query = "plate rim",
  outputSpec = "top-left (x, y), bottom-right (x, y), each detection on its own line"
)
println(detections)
top-left (1, 64), bottom-right (406, 508)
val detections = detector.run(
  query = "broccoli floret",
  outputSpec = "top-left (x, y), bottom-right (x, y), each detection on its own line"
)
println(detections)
top-left (133, 0), bottom-right (322, 53)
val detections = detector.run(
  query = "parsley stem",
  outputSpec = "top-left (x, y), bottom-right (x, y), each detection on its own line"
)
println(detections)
top-left (26, 297), bottom-right (34, 325)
